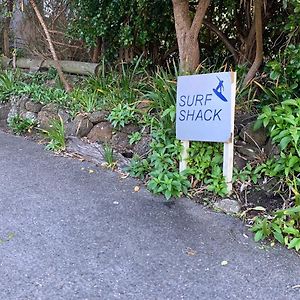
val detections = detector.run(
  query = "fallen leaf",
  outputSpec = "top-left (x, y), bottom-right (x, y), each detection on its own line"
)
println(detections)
top-left (134, 186), bottom-right (140, 192)
top-left (292, 285), bottom-right (300, 289)
top-left (186, 247), bottom-right (197, 256)
top-left (88, 169), bottom-right (95, 174)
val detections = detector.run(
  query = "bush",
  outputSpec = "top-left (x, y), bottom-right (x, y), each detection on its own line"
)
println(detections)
top-left (8, 115), bottom-right (37, 135)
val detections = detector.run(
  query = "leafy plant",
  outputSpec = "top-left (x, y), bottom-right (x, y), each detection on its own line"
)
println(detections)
top-left (103, 143), bottom-right (116, 169)
top-left (0, 70), bottom-right (22, 102)
top-left (8, 115), bottom-right (37, 135)
top-left (85, 57), bottom-right (147, 110)
top-left (262, 44), bottom-right (300, 104)
top-left (187, 142), bottom-right (227, 196)
top-left (143, 68), bottom-right (177, 129)
top-left (107, 103), bottom-right (137, 129)
top-left (128, 132), bottom-right (142, 145)
top-left (254, 99), bottom-right (300, 178)
top-left (148, 171), bottom-right (190, 200)
top-left (70, 89), bottom-right (100, 113)
top-left (43, 117), bottom-right (66, 152)
top-left (127, 154), bottom-right (150, 179)
top-left (248, 98), bottom-right (300, 249)
top-left (251, 205), bottom-right (300, 251)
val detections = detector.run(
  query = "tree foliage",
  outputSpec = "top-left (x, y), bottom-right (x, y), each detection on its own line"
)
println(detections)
top-left (69, 0), bottom-right (175, 63)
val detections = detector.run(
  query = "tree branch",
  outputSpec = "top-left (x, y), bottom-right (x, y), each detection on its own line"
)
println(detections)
top-left (203, 20), bottom-right (238, 63)
top-left (243, 0), bottom-right (264, 86)
top-left (28, 0), bottom-right (73, 92)
top-left (190, 0), bottom-right (211, 40)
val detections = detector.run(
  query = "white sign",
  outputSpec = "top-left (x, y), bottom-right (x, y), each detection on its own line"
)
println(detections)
top-left (176, 72), bottom-right (235, 142)
top-left (176, 72), bottom-right (236, 194)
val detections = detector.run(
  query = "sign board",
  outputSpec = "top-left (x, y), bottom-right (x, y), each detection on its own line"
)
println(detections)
top-left (176, 72), bottom-right (236, 193)
top-left (176, 72), bottom-right (235, 142)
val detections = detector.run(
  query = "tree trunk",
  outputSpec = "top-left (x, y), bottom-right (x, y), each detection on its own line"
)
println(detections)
top-left (28, 0), bottom-right (72, 92)
top-left (2, 0), bottom-right (14, 57)
top-left (92, 37), bottom-right (102, 63)
top-left (172, 0), bottom-right (211, 73)
top-left (243, 0), bottom-right (264, 86)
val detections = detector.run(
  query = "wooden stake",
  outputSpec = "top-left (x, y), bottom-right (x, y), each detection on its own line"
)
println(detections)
top-left (223, 72), bottom-right (236, 194)
top-left (179, 140), bottom-right (189, 172)
top-left (223, 138), bottom-right (234, 193)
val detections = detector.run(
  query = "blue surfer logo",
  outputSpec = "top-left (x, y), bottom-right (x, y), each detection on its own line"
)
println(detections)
top-left (213, 76), bottom-right (228, 102)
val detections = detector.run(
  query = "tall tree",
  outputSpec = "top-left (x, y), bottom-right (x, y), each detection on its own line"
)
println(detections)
top-left (172, 0), bottom-right (211, 73)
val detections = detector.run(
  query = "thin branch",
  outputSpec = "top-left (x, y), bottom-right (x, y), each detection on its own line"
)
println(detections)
top-left (243, 0), bottom-right (264, 86)
top-left (190, 0), bottom-right (211, 40)
top-left (203, 20), bottom-right (238, 63)
top-left (28, 0), bottom-right (73, 92)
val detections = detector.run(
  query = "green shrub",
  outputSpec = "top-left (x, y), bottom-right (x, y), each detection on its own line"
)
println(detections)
top-left (128, 132), bottom-right (142, 145)
top-left (43, 117), bottom-right (66, 152)
top-left (8, 115), bottom-right (37, 135)
top-left (187, 142), bottom-right (227, 196)
top-left (103, 143), bottom-right (116, 169)
top-left (254, 99), bottom-right (300, 178)
top-left (69, 89), bottom-right (100, 114)
top-left (249, 98), bottom-right (300, 249)
top-left (251, 205), bottom-right (300, 251)
top-left (263, 44), bottom-right (300, 103)
top-left (0, 70), bottom-right (22, 102)
top-left (107, 103), bottom-right (138, 129)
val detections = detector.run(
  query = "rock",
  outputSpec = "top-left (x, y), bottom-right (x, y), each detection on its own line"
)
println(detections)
top-left (235, 141), bottom-right (261, 160)
top-left (7, 105), bottom-right (18, 123)
top-left (0, 103), bottom-right (11, 121)
top-left (234, 113), bottom-right (256, 135)
top-left (25, 101), bottom-right (43, 113)
top-left (237, 145), bottom-right (259, 160)
top-left (7, 95), bottom-right (29, 122)
top-left (239, 121), bottom-right (268, 147)
top-left (41, 103), bottom-right (59, 114)
top-left (89, 111), bottom-right (108, 124)
top-left (87, 122), bottom-right (113, 143)
top-left (18, 95), bottom-right (29, 111)
top-left (0, 103), bottom-right (11, 128)
top-left (111, 131), bottom-right (132, 153)
top-left (64, 122), bottom-right (74, 137)
top-left (136, 99), bottom-right (152, 112)
top-left (20, 111), bottom-right (38, 122)
top-left (214, 198), bottom-right (241, 214)
top-left (37, 110), bottom-right (59, 130)
top-left (72, 114), bottom-right (93, 137)
top-left (67, 136), bottom-right (130, 170)
top-left (264, 139), bottom-right (280, 158)
top-left (133, 135), bottom-right (151, 157)
top-left (234, 153), bottom-right (248, 170)
top-left (58, 109), bottom-right (70, 124)
top-left (121, 123), bottom-right (140, 135)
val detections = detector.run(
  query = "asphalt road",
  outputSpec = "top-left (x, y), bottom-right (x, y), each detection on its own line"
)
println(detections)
top-left (0, 131), bottom-right (299, 300)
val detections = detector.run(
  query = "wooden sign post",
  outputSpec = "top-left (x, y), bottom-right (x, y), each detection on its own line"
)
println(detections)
top-left (176, 72), bottom-right (236, 194)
